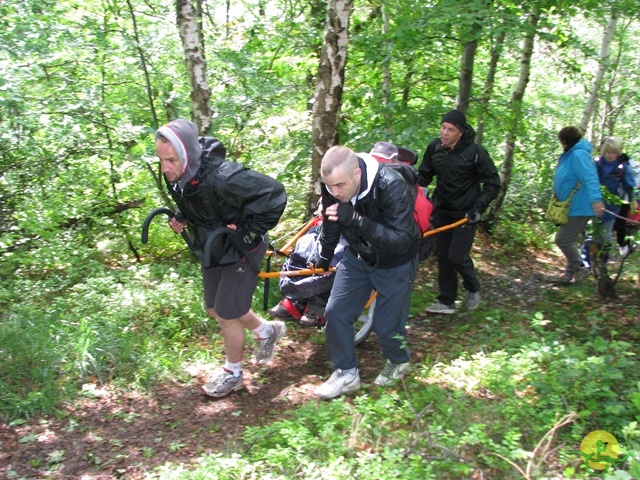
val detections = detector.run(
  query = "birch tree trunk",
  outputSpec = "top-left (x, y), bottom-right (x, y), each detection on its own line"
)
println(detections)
top-left (176, 0), bottom-right (212, 135)
top-left (484, 6), bottom-right (540, 222)
top-left (307, 0), bottom-right (353, 216)
top-left (381, 0), bottom-right (392, 132)
top-left (579, 12), bottom-right (619, 134)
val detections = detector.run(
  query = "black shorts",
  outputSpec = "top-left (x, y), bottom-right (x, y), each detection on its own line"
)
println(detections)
top-left (202, 239), bottom-right (268, 319)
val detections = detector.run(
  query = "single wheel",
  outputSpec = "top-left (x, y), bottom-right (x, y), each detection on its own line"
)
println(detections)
top-left (354, 294), bottom-right (376, 346)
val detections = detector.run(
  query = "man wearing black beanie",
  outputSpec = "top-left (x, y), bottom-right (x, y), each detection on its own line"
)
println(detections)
top-left (417, 109), bottom-right (501, 314)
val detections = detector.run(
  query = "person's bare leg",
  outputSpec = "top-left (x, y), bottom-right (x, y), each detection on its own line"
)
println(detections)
top-left (207, 308), bottom-right (262, 363)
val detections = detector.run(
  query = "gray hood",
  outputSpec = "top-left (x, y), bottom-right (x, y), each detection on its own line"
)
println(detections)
top-left (155, 119), bottom-right (203, 189)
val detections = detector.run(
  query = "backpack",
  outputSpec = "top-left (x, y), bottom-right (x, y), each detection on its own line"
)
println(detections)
top-left (372, 147), bottom-right (435, 260)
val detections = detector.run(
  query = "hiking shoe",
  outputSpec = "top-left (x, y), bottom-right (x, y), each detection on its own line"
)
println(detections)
top-left (573, 267), bottom-right (590, 284)
top-left (268, 298), bottom-right (302, 321)
top-left (425, 302), bottom-right (456, 314)
top-left (202, 368), bottom-right (243, 398)
top-left (466, 291), bottom-right (480, 310)
top-left (300, 297), bottom-right (327, 327)
top-left (374, 361), bottom-right (411, 387)
top-left (547, 271), bottom-right (573, 285)
top-left (315, 369), bottom-right (361, 400)
top-left (254, 320), bottom-right (286, 365)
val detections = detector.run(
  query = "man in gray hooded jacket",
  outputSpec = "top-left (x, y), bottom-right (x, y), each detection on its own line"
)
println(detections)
top-left (155, 119), bottom-right (287, 398)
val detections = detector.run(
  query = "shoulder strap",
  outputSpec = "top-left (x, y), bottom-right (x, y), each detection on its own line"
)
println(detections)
top-left (569, 182), bottom-right (582, 198)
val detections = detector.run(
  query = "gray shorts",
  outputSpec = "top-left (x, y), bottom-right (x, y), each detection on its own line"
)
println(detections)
top-left (202, 239), bottom-right (268, 319)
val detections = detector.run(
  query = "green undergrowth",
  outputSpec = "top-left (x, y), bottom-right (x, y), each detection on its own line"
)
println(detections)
top-left (2, 229), bottom-right (640, 478)
top-left (149, 328), bottom-right (640, 478)
top-left (149, 276), bottom-right (640, 477)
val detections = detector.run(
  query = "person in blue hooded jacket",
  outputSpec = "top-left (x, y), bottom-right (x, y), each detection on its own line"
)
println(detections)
top-left (548, 126), bottom-right (605, 285)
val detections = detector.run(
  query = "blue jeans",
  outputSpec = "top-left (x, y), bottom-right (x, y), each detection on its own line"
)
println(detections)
top-left (324, 251), bottom-right (418, 370)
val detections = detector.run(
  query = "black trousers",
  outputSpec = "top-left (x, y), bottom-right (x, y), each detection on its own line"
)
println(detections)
top-left (435, 223), bottom-right (480, 306)
top-left (614, 203), bottom-right (630, 246)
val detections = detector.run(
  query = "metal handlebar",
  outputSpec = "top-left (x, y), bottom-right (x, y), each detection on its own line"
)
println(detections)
top-left (141, 207), bottom-right (194, 250)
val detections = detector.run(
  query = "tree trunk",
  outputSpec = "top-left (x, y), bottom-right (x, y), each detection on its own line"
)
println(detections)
top-left (589, 243), bottom-right (618, 299)
top-left (381, 0), bottom-right (392, 133)
top-left (176, 0), bottom-right (212, 135)
top-left (456, 39), bottom-right (477, 115)
top-left (476, 29), bottom-right (505, 146)
top-left (456, 4), bottom-right (485, 115)
top-left (306, 0), bottom-right (353, 217)
top-left (485, 6), bottom-right (540, 222)
top-left (579, 12), bottom-right (618, 134)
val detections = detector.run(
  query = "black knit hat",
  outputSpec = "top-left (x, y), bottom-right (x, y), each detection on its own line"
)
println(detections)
top-left (441, 110), bottom-right (467, 133)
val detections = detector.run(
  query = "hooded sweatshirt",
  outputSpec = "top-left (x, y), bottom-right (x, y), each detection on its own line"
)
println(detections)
top-left (319, 153), bottom-right (419, 269)
top-left (155, 119), bottom-right (203, 191)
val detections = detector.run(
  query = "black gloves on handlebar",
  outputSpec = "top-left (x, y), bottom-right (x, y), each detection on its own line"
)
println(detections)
top-left (314, 254), bottom-right (331, 272)
top-left (232, 228), bottom-right (260, 251)
top-left (309, 247), bottom-right (333, 272)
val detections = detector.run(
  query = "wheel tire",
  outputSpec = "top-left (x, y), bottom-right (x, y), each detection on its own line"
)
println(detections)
top-left (354, 296), bottom-right (375, 346)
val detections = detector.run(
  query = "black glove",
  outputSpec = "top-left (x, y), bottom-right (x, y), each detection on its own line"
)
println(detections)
top-left (466, 209), bottom-right (481, 225)
top-left (335, 202), bottom-right (362, 229)
top-left (313, 254), bottom-right (331, 272)
top-left (232, 228), bottom-right (260, 251)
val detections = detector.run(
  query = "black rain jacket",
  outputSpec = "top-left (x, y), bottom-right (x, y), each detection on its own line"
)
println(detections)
top-left (417, 124), bottom-right (500, 221)
top-left (166, 137), bottom-right (287, 266)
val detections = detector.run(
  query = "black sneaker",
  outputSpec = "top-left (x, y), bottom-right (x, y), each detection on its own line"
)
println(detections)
top-left (300, 297), bottom-right (327, 327)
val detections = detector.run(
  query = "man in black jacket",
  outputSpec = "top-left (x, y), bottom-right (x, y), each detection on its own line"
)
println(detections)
top-left (155, 119), bottom-right (288, 398)
top-left (417, 110), bottom-right (500, 314)
top-left (313, 145), bottom-right (420, 400)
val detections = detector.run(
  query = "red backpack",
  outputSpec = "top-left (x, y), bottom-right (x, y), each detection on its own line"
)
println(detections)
top-left (372, 147), bottom-right (435, 260)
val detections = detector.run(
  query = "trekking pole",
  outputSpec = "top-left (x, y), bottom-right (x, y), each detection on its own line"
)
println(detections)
top-left (604, 209), bottom-right (640, 226)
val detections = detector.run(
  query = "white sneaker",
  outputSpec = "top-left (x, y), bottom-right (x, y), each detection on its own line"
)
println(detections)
top-left (425, 302), bottom-right (456, 314)
top-left (255, 320), bottom-right (286, 365)
top-left (315, 369), bottom-right (361, 400)
top-left (202, 368), bottom-right (243, 398)
top-left (619, 245), bottom-right (630, 257)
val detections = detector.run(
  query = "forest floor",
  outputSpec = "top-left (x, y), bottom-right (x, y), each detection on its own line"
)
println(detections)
top-left (1, 233), bottom-right (639, 479)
